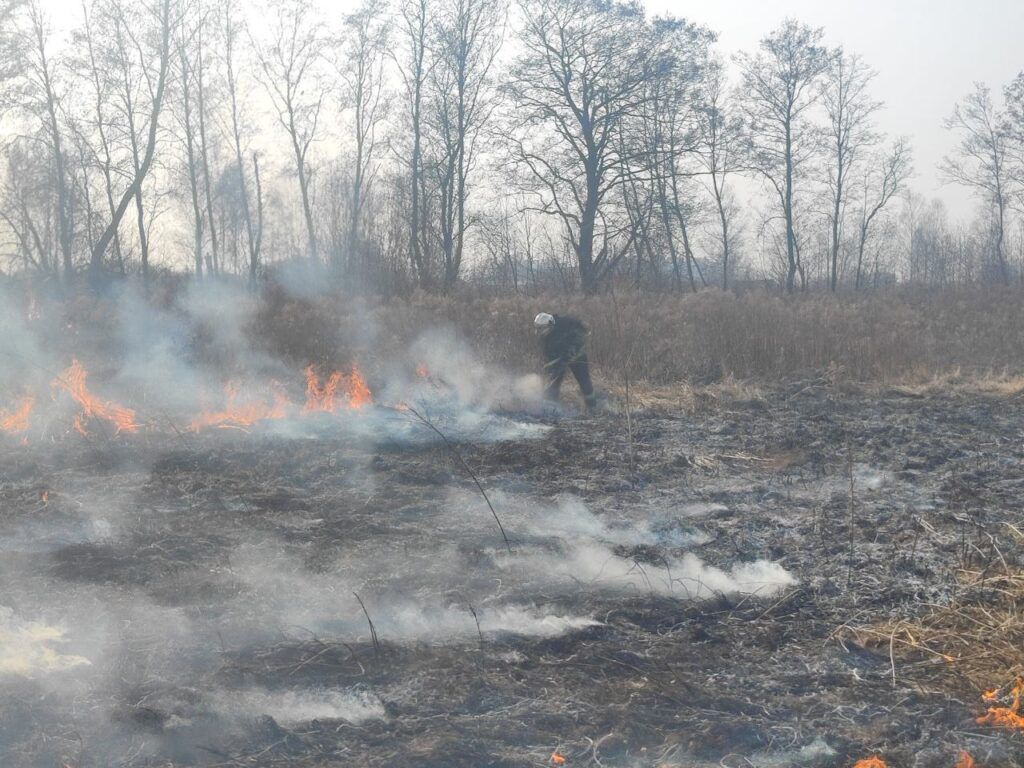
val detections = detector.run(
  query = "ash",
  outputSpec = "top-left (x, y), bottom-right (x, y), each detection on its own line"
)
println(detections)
top-left (1, 384), bottom-right (1023, 768)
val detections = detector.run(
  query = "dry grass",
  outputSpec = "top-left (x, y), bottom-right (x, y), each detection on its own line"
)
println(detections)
top-left (841, 563), bottom-right (1024, 703)
top-left (247, 285), bottom-right (1024, 386)
top-left (17, 279), bottom-right (1024, 388)
top-left (604, 377), bottom-right (765, 414)
top-left (884, 369), bottom-right (1024, 399)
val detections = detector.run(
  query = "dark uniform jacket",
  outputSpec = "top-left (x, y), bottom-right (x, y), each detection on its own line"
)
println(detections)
top-left (542, 315), bottom-right (588, 366)
top-left (540, 314), bottom-right (596, 409)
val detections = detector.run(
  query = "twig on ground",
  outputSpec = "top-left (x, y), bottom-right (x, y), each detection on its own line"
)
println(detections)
top-left (352, 591), bottom-right (381, 656)
top-left (467, 603), bottom-right (484, 647)
top-left (404, 404), bottom-right (512, 553)
top-left (847, 442), bottom-right (856, 589)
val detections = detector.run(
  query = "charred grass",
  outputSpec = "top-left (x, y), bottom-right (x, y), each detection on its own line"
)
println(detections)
top-left (3, 380), bottom-right (1024, 766)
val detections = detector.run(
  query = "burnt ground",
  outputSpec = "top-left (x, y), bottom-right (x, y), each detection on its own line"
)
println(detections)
top-left (1, 382), bottom-right (1023, 768)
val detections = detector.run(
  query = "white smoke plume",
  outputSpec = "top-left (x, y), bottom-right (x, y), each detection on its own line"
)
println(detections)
top-left (0, 606), bottom-right (91, 676)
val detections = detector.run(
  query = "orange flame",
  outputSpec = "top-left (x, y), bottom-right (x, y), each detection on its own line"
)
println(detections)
top-left (304, 366), bottom-right (344, 412)
top-left (955, 751), bottom-right (976, 768)
top-left (190, 382), bottom-right (291, 432)
top-left (1, 395), bottom-right (34, 434)
top-left (416, 364), bottom-right (430, 378)
top-left (52, 361), bottom-right (138, 435)
top-left (304, 365), bottom-right (372, 412)
top-left (977, 678), bottom-right (1024, 730)
top-left (347, 367), bottom-right (372, 409)
top-left (852, 758), bottom-right (887, 768)
top-left (550, 753), bottom-right (566, 765)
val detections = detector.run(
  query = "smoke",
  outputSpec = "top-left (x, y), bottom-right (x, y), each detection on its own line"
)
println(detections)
top-left (454, 492), bottom-right (795, 599)
top-left (399, 326), bottom-right (545, 412)
top-left (503, 541), bottom-right (794, 599)
top-left (214, 688), bottom-right (386, 725)
top-left (0, 278), bottom-right (797, 766)
top-left (210, 492), bottom-right (793, 649)
top-left (0, 285), bottom-right (50, 399)
top-left (0, 606), bottom-right (91, 676)
top-left (1, 280), bottom-right (553, 445)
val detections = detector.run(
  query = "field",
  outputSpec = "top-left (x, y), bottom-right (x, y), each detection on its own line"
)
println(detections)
top-left (2, 364), bottom-right (1023, 767)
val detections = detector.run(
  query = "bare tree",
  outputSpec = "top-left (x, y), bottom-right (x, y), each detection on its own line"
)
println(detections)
top-left (1005, 72), bottom-right (1024, 207)
top-left (253, 0), bottom-right (327, 264)
top-left (854, 137), bottom-right (912, 289)
top-left (175, 0), bottom-right (205, 277)
top-left (0, 139), bottom-right (56, 275)
top-left (0, 0), bottom-right (20, 84)
top-left (88, 0), bottom-right (174, 284)
top-left (695, 60), bottom-right (743, 289)
top-left (338, 0), bottom-right (389, 272)
top-left (429, 0), bottom-right (505, 290)
top-left (643, 16), bottom-right (714, 293)
top-left (504, 0), bottom-right (654, 294)
top-left (736, 19), bottom-right (831, 292)
top-left (78, 0), bottom-right (126, 276)
top-left (193, 0), bottom-right (220, 276)
top-left (222, 0), bottom-right (261, 282)
top-left (941, 83), bottom-right (1013, 284)
top-left (822, 51), bottom-right (879, 291)
top-left (24, 1), bottom-right (75, 280)
top-left (395, 0), bottom-right (433, 288)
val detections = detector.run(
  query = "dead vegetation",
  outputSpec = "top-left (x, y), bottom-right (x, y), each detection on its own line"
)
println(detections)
top-left (4, 375), bottom-right (1024, 766)
top-left (842, 562), bottom-right (1024, 709)
top-left (5, 281), bottom-right (1024, 767)
top-left (238, 284), bottom-right (1024, 388)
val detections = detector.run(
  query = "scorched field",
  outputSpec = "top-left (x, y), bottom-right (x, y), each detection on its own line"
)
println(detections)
top-left (2, 346), bottom-right (1023, 767)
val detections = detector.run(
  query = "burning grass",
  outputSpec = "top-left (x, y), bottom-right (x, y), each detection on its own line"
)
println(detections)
top-left (0, 395), bottom-right (33, 434)
top-left (52, 360), bottom-right (138, 435)
top-left (2, 383), bottom-right (1024, 766)
top-left (17, 279), bottom-right (1024, 391)
top-left (841, 563), bottom-right (1024, 739)
top-left (189, 381), bottom-right (293, 431)
top-left (852, 757), bottom-right (887, 768)
top-left (980, 678), bottom-right (1024, 730)
top-left (5, 360), bottom-right (376, 438)
top-left (303, 364), bottom-right (373, 412)
top-left (4, 279), bottom-right (1024, 766)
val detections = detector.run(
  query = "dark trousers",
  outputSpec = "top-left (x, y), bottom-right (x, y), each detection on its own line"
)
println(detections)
top-left (544, 352), bottom-right (597, 410)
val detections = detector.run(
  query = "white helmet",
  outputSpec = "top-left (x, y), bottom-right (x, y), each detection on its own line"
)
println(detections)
top-left (534, 312), bottom-right (555, 328)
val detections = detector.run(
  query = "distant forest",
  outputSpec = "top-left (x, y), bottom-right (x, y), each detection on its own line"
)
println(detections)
top-left (1, 0), bottom-right (1023, 294)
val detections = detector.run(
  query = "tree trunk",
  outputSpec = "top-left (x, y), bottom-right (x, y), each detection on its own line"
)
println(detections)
top-left (180, 43), bottom-right (204, 278)
top-left (226, 26), bottom-right (258, 281)
top-left (784, 119), bottom-right (797, 293)
top-left (195, 40), bottom-right (220, 276)
top-left (250, 152), bottom-right (264, 287)
top-left (90, 0), bottom-right (172, 278)
top-left (33, 14), bottom-right (74, 283)
top-left (577, 162), bottom-right (599, 294)
top-left (830, 166), bottom-right (842, 292)
top-left (710, 173), bottom-right (730, 290)
top-left (996, 193), bottom-right (1009, 285)
top-left (288, 119), bottom-right (318, 263)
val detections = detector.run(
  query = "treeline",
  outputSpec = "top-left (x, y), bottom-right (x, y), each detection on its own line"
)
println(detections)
top-left (0, 0), bottom-right (1021, 294)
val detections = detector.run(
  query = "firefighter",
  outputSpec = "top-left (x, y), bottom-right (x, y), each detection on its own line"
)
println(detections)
top-left (534, 312), bottom-right (597, 412)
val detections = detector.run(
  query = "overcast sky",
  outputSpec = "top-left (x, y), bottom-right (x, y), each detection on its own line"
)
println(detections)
top-left (649, 0), bottom-right (1024, 219)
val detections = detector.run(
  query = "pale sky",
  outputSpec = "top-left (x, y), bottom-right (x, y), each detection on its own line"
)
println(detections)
top-left (646, 0), bottom-right (1024, 219)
